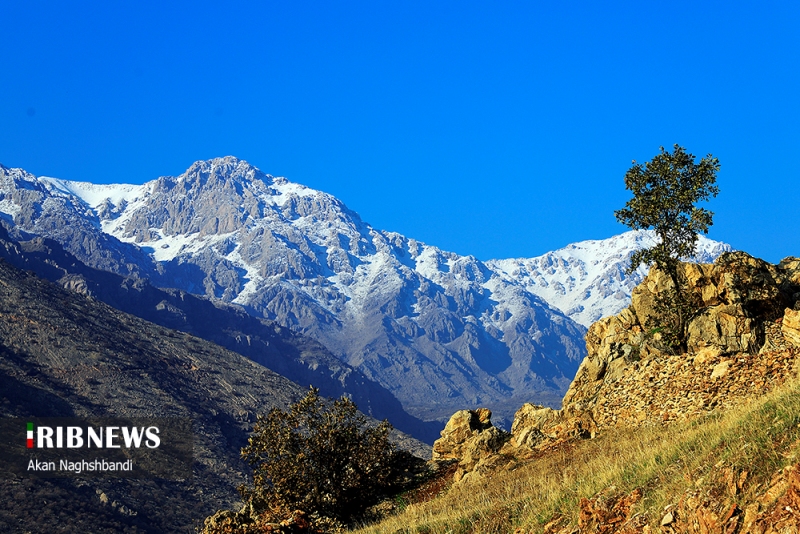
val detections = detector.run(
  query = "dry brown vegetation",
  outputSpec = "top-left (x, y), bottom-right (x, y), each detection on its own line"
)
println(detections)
top-left (350, 375), bottom-right (800, 533)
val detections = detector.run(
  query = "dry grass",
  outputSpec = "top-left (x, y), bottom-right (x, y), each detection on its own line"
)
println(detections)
top-left (350, 377), bottom-right (800, 534)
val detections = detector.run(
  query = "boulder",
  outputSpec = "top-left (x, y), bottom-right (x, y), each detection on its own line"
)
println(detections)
top-left (509, 404), bottom-right (596, 450)
top-left (432, 408), bottom-right (492, 460)
top-left (783, 308), bottom-right (800, 347)
top-left (431, 409), bottom-right (510, 481)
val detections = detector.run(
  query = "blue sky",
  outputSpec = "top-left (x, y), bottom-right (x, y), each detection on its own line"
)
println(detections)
top-left (1, 2), bottom-right (798, 263)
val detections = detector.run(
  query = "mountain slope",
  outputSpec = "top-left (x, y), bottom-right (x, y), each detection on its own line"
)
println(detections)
top-left (351, 253), bottom-right (800, 534)
top-left (1, 159), bottom-right (587, 426)
top-left (0, 253), bottom-right (430, 532)
top-left (0, 258), bottom-right (308, 533)
top-left (0, 158), bottom-right (731, 426)
top-left (487, 230), bottom-right (732, 327)
top-left (0, 222), bottom-right (440, 443)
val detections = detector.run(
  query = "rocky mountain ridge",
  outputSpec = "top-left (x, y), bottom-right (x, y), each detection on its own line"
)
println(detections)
top-left (0, 222), bottom-right (440, 443)
top-left (1, 159), bottom-right (582, 427)
top-left (432, 252), bottom-right (800, 483)
top-left (488, 231), bottom-right (731, 328)
top-left (0, 158), bottom-right (731, 428)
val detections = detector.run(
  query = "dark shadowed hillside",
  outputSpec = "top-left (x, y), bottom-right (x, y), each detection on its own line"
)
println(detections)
top-left (0, 258), bottom-right (306, 532)
top-left (0, 258), bottom-right (426, 533)
top-left (0, 222), bottom-right (441, 444)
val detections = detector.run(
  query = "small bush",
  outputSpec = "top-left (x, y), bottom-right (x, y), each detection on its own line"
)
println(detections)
top-left (240, 387), bottom-right (399, 524)
top-left (645, 270), bottom-right (703, 354)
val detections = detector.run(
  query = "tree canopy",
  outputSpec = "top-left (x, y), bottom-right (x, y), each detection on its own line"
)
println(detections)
top-left (240, 387), bottom-right (398, 525)
top-left (615, 144), bottom-right (720, 274)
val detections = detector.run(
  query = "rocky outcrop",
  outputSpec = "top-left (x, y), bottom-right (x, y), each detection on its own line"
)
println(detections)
top-left (201, 507), bottom-right (314, 534)
top-left (562, 252), bottom-right (800, 429)
top-left (431, 409), bottom-right (510, 482)
top-left (508, 404), bottom-right (597, 450)
top-left (431, 404), bottom-right (597, 483)
top-left (437, 253), bottom-right (800, 483)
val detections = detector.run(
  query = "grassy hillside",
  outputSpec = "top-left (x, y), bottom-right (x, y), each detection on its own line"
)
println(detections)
top-left (351, 374), bottom-right (800, 533)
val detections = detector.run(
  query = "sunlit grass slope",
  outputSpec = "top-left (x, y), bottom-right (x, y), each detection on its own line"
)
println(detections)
top-left (351, 376), bottom-right (800, 533)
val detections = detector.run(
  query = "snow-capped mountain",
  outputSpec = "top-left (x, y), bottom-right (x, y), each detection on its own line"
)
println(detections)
top-left (488, 231), bottom-right (732, 327)
top-left (0, 158), bottom-right (584, 426)
top-left (0, 157), bottom-right (731, 427)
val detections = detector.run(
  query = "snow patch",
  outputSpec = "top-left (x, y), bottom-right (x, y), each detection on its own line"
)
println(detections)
top-left (39, 178), bottom-right (147, 209)
top-left (0, 198), bottom-right (21, 219)
top-left (228, 246), bottom-right (265, 305)
top-left (271, 180), bottom-right (320, 206)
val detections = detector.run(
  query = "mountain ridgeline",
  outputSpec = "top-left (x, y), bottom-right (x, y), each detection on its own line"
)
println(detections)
top-left (0, 223), bottom-right (441, 443)
top-left (0, 158), bottom-right (730, 432)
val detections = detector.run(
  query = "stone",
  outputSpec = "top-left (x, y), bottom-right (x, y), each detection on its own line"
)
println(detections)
top-left (660, 511), bottom-right (674, 526)
top-left (711, 361), bottom-right (731, 379)
top-left (576, 487), bottom-right (643, 532)
top-left (693, 345), bottom-right (722, 366)
top-left (510, 404), bottom-right (558, 449)
top-left (432, 409), bottom-right (497, 458)
top-left (782, 308), bottom-right (800, 347)
top-left (687, 304), bottom-right (756, 354)
top-left (432, 408), bottom-right (510, 481)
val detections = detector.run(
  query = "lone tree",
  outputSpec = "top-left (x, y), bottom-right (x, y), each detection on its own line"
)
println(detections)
top-left (615, 144), bottom-right (720, 275)
top-left (615, 144), bottom-right (720, 351)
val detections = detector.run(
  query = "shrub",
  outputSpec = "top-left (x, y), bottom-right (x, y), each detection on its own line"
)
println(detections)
top-left (240, 387), bottom-right (398, 524)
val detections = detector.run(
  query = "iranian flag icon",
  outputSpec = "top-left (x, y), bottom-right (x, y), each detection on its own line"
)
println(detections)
top-left (27, 422), bottom-right (33, 448)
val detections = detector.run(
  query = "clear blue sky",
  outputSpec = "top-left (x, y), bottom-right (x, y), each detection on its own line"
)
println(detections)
top-left (1, 2), bottom-right (798, 263)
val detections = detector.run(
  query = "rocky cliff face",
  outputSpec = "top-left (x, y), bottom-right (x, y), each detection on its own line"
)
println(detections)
top-left (0, 223), bottom-right (440, 443)
top-left (433, 252), bottom-right (800, 482)
top-left (563, 252), bottom-right (800, 427)
top-left (0, 159), bottom-right (592, 427)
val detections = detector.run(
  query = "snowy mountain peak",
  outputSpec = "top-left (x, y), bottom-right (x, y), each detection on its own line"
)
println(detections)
top-left (487, 230), bottom-right (732, 327)
top-left (0, 158), bottom-right (733, 426)
top-left (177, 156), bottom-right (271, 186)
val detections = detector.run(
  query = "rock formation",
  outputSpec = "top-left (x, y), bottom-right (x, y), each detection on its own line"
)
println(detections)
top-left (0, 160), bottom-right (590, 429)
top-left (563, 252), bottom-right (800, 428)
top-left (433, 252), bottom-right (800, 482)
top-left (431, 408), bottom-right (510, 483)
